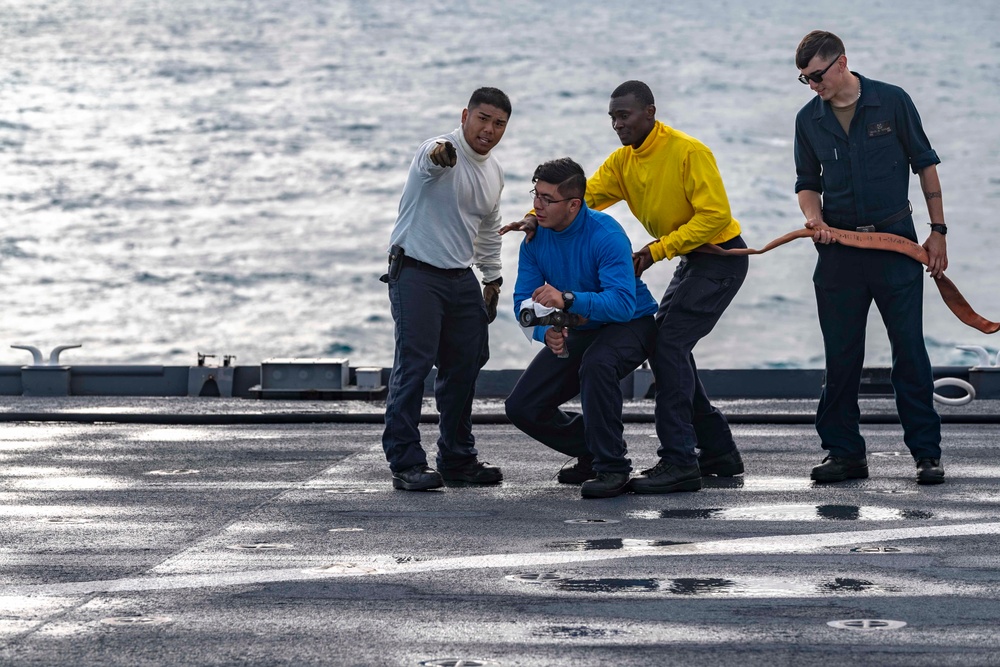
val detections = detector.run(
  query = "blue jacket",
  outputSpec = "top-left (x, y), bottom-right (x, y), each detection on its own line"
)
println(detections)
top-left (794, 73), bottom-right (939, 237)
top-left (513, 203), bottom-right (658, 343)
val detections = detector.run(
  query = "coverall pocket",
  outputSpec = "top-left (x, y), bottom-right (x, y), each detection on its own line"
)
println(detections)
top-left (880, 250), bottom-right (923, 287)
top-left (864, 134), bottom-right (903, 183)
top-left (674, 275), bottom-right (735, 316)
top-left (818, 148), bottom-right (848, 195)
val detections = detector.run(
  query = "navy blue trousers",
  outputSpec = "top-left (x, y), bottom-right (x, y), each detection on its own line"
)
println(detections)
top-left (504, 317), bottom-right (657, 473)
top-left (652, 236), bottom-right (748, 467)
top-left (813, 243), bottom-right (941, 460)
top-left (382, 261), bottom-right (488, 473)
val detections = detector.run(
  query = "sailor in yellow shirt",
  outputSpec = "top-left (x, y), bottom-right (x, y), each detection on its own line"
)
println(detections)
top-left (502, 80), bottom-right (748, 494)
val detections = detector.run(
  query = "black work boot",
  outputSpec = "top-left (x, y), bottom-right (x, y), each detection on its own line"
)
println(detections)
top-left (392, 465), bottom-right (444, 491)
top-left (915, 458), bottom-right (945, 485)
top-left (698, 448), bottom-right (744, 477)
top-left (557, 456), bottom-right (596, 484)
top-left (629, 460), bottom-right (702, 494)
top-left (810, 455), bottom-right (869, 482)
top-left (439, 460), bottom-right (503, 485)
top-left (581, 472), bottom-right (631, 499)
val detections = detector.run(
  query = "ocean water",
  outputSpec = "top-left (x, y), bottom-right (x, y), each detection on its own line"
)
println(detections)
top-left (1, 0), bottom-right (998, 370)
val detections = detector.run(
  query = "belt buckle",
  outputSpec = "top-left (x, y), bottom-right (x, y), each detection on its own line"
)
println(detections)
top-left (855, 225), bottom-right (876, 233)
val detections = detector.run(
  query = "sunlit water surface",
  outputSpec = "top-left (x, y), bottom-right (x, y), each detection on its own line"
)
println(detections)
top-left (2, 1), bottom-right (997, 370)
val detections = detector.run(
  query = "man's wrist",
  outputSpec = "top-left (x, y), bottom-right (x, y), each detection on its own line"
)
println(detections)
top-left (646, 240), bottom-right (667, 263)
top-left (929, 223), bottom-right (948, 236)
top-left (561, 291), bottom-right (576, 312)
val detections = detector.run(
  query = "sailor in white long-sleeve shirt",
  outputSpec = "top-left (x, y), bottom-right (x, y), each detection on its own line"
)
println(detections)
top-left (381, 87), bottom-right (510, 491)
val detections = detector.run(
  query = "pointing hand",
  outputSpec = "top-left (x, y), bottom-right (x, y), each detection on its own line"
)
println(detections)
top-left (429, 141), bottom-right (457, 168)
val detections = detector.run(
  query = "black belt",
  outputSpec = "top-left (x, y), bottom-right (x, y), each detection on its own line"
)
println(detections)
top-left (402, 255), bottom-right (472, 277)
top-left (824, 202), bottom-right (913, 233)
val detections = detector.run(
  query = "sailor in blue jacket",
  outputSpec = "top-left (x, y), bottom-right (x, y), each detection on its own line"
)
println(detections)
top-left (504, 158), bottom-right (658, 498)
top-left (793, 31), bottom-right (948, 485)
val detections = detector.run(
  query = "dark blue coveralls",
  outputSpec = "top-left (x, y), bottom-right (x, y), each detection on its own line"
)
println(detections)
top-left (793, 72), bottom-right (942, 460)
top-left (382, 258), bottom-right (489, 473)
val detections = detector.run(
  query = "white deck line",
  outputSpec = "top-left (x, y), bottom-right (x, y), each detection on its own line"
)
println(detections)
top-left (6, 520), bottom-right (1000, 597)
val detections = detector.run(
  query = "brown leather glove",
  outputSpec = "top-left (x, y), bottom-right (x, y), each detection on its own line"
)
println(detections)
top-left (429, 140), bottom-right (457, 167)
top-left (483, 278), bottom-right (502, 323)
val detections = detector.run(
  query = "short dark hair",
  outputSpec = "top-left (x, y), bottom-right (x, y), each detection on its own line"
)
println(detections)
top-left (611, 80), bottom-right (654, 107)
top-left (795, 31), bottom-right (845, 70)
top-left (532, 158), bottom-right (586, 200)
top-left (468, 87), bottom-right (511, 116)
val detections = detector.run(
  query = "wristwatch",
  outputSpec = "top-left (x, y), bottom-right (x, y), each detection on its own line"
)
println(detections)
top-left (930, 223), bottom-right (948, 236)
top-left (561, 291), bottom-right (576, 312)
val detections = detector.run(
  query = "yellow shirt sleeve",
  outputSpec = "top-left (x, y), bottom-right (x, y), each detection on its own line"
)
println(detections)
top-left (585, 155), bottom-right (626, 212)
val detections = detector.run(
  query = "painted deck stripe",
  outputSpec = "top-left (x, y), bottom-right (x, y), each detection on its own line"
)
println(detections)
top-left (5, 520), bottom-right (1000, 597)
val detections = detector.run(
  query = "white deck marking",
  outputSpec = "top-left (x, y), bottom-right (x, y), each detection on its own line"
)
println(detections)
top-left (5, 520), bottom-right (1000, 597)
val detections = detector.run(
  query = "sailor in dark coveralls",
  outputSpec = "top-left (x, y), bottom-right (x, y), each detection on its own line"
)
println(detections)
top-left (792, 30), bottom-right (949, 485)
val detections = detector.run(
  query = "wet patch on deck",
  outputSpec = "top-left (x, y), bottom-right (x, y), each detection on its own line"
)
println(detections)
top-left (627, 504), bottom-right (935, 521)
top-left (507, 573), bottom-right (903, 597)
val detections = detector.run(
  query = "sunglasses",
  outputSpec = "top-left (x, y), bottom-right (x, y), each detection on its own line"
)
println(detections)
top-left (798, 53), bottom-right (843, 85)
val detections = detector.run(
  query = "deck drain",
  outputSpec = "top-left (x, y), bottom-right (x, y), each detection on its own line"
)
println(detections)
top-left (39, 517), bottom-right (93, 524)
top-left (325, 488), bottom-right (380, 494)
top-left (505, 572), bottom-right (565, 584)
top-left (328, 527), bottom-right (365, 532)
top-left (227, 543), bottom-right (294, 551)
top-left (303, 562), bottom-right (378, 576)
top-left (564, 518), bottom-right (620, 525)
top-left (100, 615), bottom-right (172, 626)
top-left (871, 452), bottom-right (904, 458)
top-left (419, 660), bottom-right (494, 667)
top-left (851, 546), bottom-right (902, 553)
top-left (146, 469), bottom-right (199, 476)
top-left (827, 619), bottom-right (907, 630)
top-left (868, 489), bottom-right (918, 495)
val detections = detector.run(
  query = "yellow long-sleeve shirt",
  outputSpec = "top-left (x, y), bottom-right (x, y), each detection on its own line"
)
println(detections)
top-left (586, 121), bottom-right (741, 262)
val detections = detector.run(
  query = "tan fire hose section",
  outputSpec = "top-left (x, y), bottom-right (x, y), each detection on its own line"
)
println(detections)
top-left (696, 228), bottom-right (1000, 335)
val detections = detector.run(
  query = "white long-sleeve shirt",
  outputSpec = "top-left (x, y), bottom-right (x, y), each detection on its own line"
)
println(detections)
top-left (387, 127), bottom-right (503, 283)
